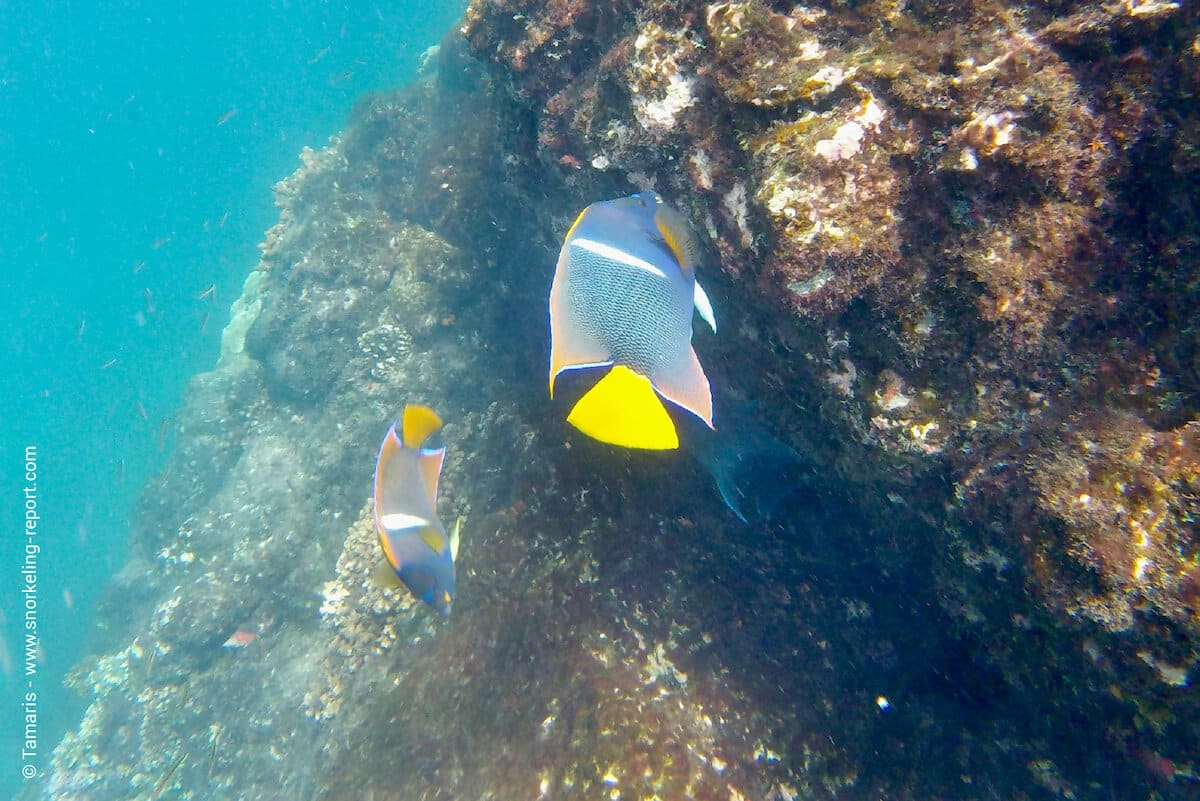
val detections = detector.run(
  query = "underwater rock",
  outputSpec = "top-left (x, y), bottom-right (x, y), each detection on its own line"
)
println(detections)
top-left (456, 0), bottom-right (1200, 795)
top-left (436, 26), bottom-right (487, 96)
top-left (1031, 413), bottom-right (1200, 632)
top-left (37, 71), bottom-right (532, 801)
top-left (304, 502), bottom-right (434, 721)
top-left (705, 3), bottom-right (847, 109)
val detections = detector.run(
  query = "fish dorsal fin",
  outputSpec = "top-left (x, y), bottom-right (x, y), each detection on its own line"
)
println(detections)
top-left (417, 447), bottom-right (446, 510)
top-left (655, 203), bottom-right (702, 277)
top-left (402, 404), bottom-right (443, 449)
top-left (694, 281), bottom-right (716, 334)
top-left (567, 365), bottom-right (679, 449)
top-left (564, 208), bottom-right (588, 241)
top-left (449, 516), bottom-right (462, 561)
top-left (374, 424), bottom-right (404, 501)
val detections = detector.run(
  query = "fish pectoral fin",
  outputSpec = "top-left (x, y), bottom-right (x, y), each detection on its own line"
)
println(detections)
top-left (694, 281), bottom-right (716, 334)
top-left (418, 526), bottom-right (447, 556)
top-left (371, 559), bottom-right (407, 590)
top-left (655, 202), bottom-right (703, 275)
top-left (567, 365), bottom-right (679, 450)
top-left (449, 516), bottom-right (463, 561)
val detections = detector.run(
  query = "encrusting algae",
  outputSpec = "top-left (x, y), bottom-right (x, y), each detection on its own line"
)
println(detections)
top-left (1031, 413), bottom-right (1200, 633)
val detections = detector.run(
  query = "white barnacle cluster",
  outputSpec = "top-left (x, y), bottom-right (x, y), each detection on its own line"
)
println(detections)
top-left (318, 579), bottom-right (350, 620)
top-left (757, 90), bottom-right (896, 253)
top-left (642, 642), bottom-right (689, 691)
top-left (156, 534), bottom-right (196, 568)
top-left (825, 358), bottom-right (857, 398)
top-left (633, 73), bottom-right (699, 135)
top-left (150, 593), bottom-right (182, 629)
top-left (629, 22), bottom-right (700, 137)
top-left (1123, 0), bottom-right (1181, 18)
top-left (689, 148), bottom-right (714, 190)
top-left (89, 650), bottom-right (132, 697)
top-left (814, 94), bottom-right (886, 162)
top-left (357, 322), bottom-right (413, 383)
top-left (1137, 650), bottom-right (1192, 687)
top-left (962, 110), bottom-right (1017, 155)
top-left (722, 181), bottom-right (754, 248)
top-left (946, 109), bottom-right (1019, 172)
top-left (867, 370), bottom-right (948, 456)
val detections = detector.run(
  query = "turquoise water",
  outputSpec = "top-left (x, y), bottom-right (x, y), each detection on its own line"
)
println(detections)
top-left (0, 2), bottom-right (465, 794)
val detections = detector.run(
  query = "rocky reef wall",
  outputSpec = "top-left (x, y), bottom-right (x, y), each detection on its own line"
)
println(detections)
top-left (461, 0), bottom-right (1200, 793)
top-left (34, 2), bottom-right (1200, 800)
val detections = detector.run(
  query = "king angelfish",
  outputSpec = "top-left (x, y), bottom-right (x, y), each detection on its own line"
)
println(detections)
top-left (549, 191), bottom-right (717, 450)
top-left (373, 404), bottom-right (460, 617)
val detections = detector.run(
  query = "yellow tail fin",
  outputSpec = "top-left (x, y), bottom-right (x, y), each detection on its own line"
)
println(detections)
top-left (402, 404), bottom-right (443, 449)
top-left (567, 365), bottom-right (679, 449)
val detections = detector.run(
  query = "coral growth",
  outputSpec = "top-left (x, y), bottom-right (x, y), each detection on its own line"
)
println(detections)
top-left (304, 503), bottom-right (433, 721)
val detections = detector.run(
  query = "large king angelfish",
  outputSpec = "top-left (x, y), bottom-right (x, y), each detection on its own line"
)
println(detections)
top-left (549, 192), bottom-right (717, 450)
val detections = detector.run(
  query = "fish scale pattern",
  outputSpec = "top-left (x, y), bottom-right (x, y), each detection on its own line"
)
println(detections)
top-left (565, 242), bottom-right (691, 378)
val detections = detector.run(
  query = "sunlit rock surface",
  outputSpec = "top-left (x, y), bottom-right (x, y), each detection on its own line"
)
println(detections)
top-left (33, 2), bottom-right (1200, 799)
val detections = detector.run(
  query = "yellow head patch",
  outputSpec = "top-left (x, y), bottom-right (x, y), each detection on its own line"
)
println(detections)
top-left (655, 205), bottom-right (700, 277)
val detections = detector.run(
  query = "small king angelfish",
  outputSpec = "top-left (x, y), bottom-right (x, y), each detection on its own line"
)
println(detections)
top-left (373, 404), bottom-right (460, 617)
